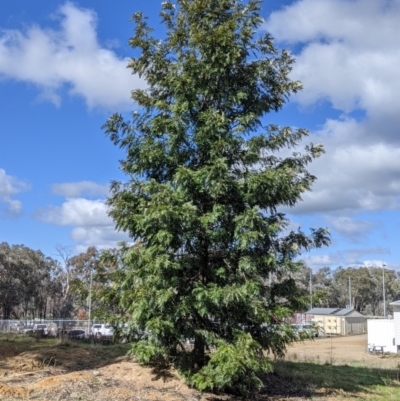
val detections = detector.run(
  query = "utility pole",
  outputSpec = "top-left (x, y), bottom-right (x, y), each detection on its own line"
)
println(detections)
top-left (349, 276), bottom-right (352, 309)
top-left (310, 271), bottom-right (313, 310)
top-left (382, 262), bottom-right (386, 318)
top-left (87, 268), bottom-right (93, 336)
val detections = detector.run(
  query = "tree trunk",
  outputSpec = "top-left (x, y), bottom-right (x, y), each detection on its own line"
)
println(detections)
top-left (193, 334), bottom-right (205, 370)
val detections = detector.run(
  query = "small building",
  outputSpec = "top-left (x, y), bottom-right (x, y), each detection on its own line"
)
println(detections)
top-left (391, 300), bottom-right (400, 351)
top-left (367, 318), bottom-right (396, 353)
top-left (365, 301), bottom-right (400, 354)
top-left (367, 300), bottom-right (400, 354)
top-left (305, 308), bottom-right (365, 336)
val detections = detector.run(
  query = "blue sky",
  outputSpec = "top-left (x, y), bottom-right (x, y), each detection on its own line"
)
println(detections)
top-left (0, 0), bottom-right (399, 270)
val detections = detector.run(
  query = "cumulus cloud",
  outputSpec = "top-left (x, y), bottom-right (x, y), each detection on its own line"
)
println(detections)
top-left (0, 2), bottom-right (145, 109)
top-left (52, 181), bottom-right (109, 198)
top-left (264, 0), bottom-right (400, 216)
top-left (36, 196), bottom-right (130, 251)
top-left (0, 168), bottom-right (29, 215)
top-left (264, 0), bottom-right (400, 118)
top-left (288, 118), bottom-right (400, 215)
top-left (36, 198), bottom-right (111, 226)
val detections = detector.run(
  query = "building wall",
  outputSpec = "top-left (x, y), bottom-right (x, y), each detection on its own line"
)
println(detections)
top-left (311, 314), bottom-right (366, 336)
top-left (312, 315), bottom-right (341, 335)
top-left (343, 317), bottom-right (366, 335)
top-left (393, 305), bottom-right (400, 347)
top-left (367, 319), bottom-right (396, 353)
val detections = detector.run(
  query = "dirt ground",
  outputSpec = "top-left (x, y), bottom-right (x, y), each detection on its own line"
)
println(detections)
top-left (0, 340), bottom-right (196, 401)
top-left (285, 334), bottom-right (400, 369)
top-left (0, 335), bottom-right (310, 401)
top-left (0, 334), bottom-right (398, 401)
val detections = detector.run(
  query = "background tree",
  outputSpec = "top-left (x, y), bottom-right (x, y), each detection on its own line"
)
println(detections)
top-left (68, 247), bottom-right (99, 312)
top-left (0, 243), bottom-right (20, 319)
top-left (53, 245), bottom-right (75, 318)
top-left (67, 246), bottom-right (124, 321)
top-left (310, 266), bottom-right (332, 308)
top-left (103, 0), bottom-right (329, 394)
top-left (327, 266), bottom-right (400, 315)
top-left (0, 242), bottom-right (58, 320)
top-left (289, 265), bottom-right (400, 316)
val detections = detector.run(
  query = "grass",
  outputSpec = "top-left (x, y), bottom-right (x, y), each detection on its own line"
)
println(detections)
top-left (274, 359), bottom-right (400, 400)
top-left (3, 332), bottom-right (400, 400)
top-left (0, 332), bottom-right (131, 361)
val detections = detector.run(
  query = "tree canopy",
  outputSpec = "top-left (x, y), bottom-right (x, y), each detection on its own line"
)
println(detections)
top-left (103, 0), bottom-right (329, 394)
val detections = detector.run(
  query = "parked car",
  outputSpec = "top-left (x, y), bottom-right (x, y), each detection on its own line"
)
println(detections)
top-left (291, 323), bottom-right (319, 338)
top-left (33, 323), bottom-right (48, 336)
top-left (67, 329), bottom-right (87, 340)
top-left (9, 322), bottom-right (24, 333)
top-left (20, 325), bottom-right (34, 335)
top-left (92, 324), bottom-right (113, 339)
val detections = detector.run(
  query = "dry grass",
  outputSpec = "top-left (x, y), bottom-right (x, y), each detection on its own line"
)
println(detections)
top-left (2, 333), bottom-right (400, 400)
top-left (0, 333), bottom-right (315, 400)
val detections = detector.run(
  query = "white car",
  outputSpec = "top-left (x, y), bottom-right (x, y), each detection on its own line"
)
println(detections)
top-left (33, 324), bottom-right (48, 336)
top-left (92, 323), bottom-right (113, 339)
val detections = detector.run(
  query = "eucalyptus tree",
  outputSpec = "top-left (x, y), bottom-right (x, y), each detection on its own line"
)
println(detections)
top-left (68, 246), bottom-right (99, 313)
top-left (0, 242), bottom-right (20, 319)
top-left (103, 0), bottom-right (329, 394)
top-left (331, 266), bottom-right (400, 315)
top-left (67, 246), bottom-right (122, 320)
top-left (0, 242), bottom-right (58, 319)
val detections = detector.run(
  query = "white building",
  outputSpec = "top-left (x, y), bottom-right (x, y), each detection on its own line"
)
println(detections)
top-left (367, 319), bottom-right (396, 353)
top-left (366, 300), bottom-right (400, 354)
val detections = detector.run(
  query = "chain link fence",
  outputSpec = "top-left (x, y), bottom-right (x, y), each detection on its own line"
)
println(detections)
top-left (0, 319), bottom-right (101, 337)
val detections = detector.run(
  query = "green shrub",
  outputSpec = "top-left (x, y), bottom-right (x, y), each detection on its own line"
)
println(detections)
top-left (187, 333), bottom-right (272, 396)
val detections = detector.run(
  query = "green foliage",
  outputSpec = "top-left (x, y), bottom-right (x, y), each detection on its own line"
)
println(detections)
top-left (0, 242), bottom-right (59, 319)
top-left (324, 266), bottom-right (399, 315)
top-left (130, 339), bottom-right (167, 364)
top-left (188, 333), bottom-right (272, 395)
top-left (103, 0), bottom-right (330, 395)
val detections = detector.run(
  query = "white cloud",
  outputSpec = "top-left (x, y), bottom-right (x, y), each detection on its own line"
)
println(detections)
top-left (289, 119), bottom-right (400, 214)
top-left (326, 216), bottom-right (375, 239)
top-left (52, 181), bottom-right (109, 198)
top-left (0, 168), bottom-right (29, 215)
top-left (300, 254), bottom-right (336, 270)
top-left (264, 0), bottom-right (400, 215)
top-left (264, 0), bottom-right (400, 119)
top-left (36, 196), bottom-right (130, 251)
top-left (72, 226), bottom-right (129, 252)
top-left (0, 2), bottom-right (145, 109)
top-left (37, 198), bottom-right (111, 226)
top-left (265, 0), bottom-right (400, 48)
top-left (265, 0), bottom-right (400, 117)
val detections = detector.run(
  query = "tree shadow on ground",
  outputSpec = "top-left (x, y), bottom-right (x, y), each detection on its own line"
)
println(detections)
top-left (150, 362), bottom-right (178, 383)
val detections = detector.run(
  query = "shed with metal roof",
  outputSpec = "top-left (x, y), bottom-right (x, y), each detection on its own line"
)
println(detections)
top-left (305, 308), bottom-right (365, 336)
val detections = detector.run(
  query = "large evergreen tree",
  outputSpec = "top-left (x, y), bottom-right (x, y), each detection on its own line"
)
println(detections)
top-left (104, 0), bottom-right (329, 394)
